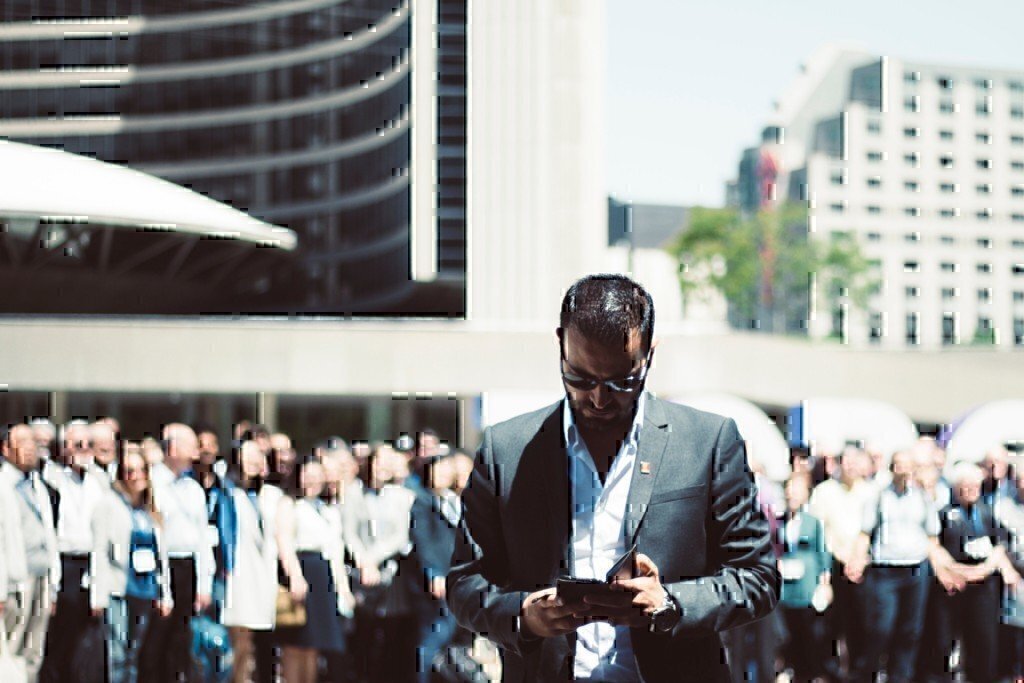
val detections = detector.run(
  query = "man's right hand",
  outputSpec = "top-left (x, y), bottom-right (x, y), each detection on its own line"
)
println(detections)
top-left (520, 587), bottom-right (589, 639)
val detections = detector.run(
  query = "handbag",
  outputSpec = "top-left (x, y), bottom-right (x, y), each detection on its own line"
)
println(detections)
top-left (0, 618), bottom-right (28, 683)
top-left (275, 586), bottom-right (307, 627)
top-left (191, 614), bottom-right (233, 683)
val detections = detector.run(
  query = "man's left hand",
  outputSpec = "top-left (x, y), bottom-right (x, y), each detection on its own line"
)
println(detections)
top-left (582, 553), bottom-right (668, 628)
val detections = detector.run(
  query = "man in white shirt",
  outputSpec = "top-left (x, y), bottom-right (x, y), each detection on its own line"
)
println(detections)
top-left (143, 423), bottom-right (214, 683)
top-left (39, 420), bottom-right (106, 683)
top-left (1, 424), bottom-right (60, 683)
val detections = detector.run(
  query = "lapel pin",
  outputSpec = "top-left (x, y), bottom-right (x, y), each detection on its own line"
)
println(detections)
top-left (640, 461), bottom-right (651, 475)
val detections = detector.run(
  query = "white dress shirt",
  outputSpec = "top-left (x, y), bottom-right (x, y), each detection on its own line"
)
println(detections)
top-left (564, 393), bottom-right (646, 682)
top-left (43, 462), bottom-right (107, 555)
top-left (152, 464), bottom-right (215, 597)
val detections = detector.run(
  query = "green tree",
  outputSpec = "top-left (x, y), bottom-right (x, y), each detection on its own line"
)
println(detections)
top-left (668, 202), bottom-right (877, 335)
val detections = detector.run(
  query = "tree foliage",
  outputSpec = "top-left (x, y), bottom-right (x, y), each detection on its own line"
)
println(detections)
top-left (668, 202), bottom-right (878, 333)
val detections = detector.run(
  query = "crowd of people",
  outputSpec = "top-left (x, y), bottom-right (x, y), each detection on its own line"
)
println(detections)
top-left (0, 417), bottom-right (477, 683)
top-left (3, 414), bottom-right (1023, 683)
top-left (732, 440), bottom-right (1024, 683)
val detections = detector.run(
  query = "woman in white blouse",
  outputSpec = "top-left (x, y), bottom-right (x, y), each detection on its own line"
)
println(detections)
top-left (222, 440), bottom-right (278, 683)
top-left (275, 457), bottom-right (354, 683)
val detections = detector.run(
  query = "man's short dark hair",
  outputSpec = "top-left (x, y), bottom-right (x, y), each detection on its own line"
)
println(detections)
top-left (559, 274), bottom-right (655, 350)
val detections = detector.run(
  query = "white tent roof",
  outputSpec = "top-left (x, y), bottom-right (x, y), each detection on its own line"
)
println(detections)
top-left (798, 396), bottom-right (918, 459)
top-left (0, 140), bottom-right (296, 250)
top-left (675, 393), bottom-right (791, 481)
top-left (945, 399), bottom-right (1024, 465)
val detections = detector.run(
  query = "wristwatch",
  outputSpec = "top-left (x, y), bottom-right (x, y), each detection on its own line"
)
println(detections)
top-left (648, 591), bottom-right (679, 634)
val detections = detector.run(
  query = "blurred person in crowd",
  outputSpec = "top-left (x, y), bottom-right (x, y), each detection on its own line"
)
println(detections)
top-left (924, 463), bottom-right (1021, 683)
top-left (349, 443), bottom-right (417, 682)
top-left (451, 450), bottom-right (473, 496)
top-left (1, 424), bottom-right (60, 683)
top-left (142, 423), bottom-right (215, 683)
top-left (188, 422), bottom-right (238, 619)
top-left (407, 453), bottom-right (461, 683)
top-left (911, 457), bottom-right (953, 680)
top-left (39, 420), bottom-right (108, 683)
top-left (807, 446), bottom-right (874, 677)
top-left (776, 473), bottom-right (831, 683)
top-left (865, 447), bottom-right (891, 490)
top-left (269, 432), bottom-right (295, 482)
top-left (91, 420), bottom-right (119, 482)
top-left (845, 450), bottom-right (950, 683)
top-left (983, 446), bottom-right (1018, 507)
top-left (995, 463), bottom-right (1024, 681)
top-left (91, 446), bottom-right (173, 683)
top-left (141, 436), bottom-right (174, 487)
top-left (275, 457), bottom-right (353, 683)
top-left (222, 440), bottom-right (278, 683)
top-left (29, 419), bottom-right (56, 464)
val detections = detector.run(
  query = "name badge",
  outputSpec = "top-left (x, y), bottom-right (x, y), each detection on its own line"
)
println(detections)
top-left (964, 536), bottom-right (994, 561)
top-left (206, 524), bottom-right (220, 548)
top-left (779, 558), bottom-right (806, 581)
top-left (132, 548), bottom-right (157, 574)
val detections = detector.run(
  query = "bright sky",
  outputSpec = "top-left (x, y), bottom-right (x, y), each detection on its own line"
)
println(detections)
top-left (606, 0), bottom-right (1024, 209)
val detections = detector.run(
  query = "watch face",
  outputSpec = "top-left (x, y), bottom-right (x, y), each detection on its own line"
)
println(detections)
top-left (653, 604), bottom-right (677, 632)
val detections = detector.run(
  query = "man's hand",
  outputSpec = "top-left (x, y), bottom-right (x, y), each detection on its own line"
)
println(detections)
top-left (429, 576), bottom-right (446, 601)
top-left (359, 564), bottom-right (381, 587)
top-left (520, 587), bottom-right (589, 638)
top-left (582, 553), bottom-right (668, 628)
top-left (290, 575), bottom-right (308, 603)
top-left (935, 562), bottom-right (968, 594)
top-left (843, 557), bottom-right (868, 584)
top-left (194, 593), bottom-right (211, 613)
top-left (159, 601), bottom-right (173, 618)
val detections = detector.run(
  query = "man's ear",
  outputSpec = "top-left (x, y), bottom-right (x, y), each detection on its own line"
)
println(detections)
top-left (555, 327), bottom-right (564, 344)
top-left (650, 336), bottom-right (660, 353)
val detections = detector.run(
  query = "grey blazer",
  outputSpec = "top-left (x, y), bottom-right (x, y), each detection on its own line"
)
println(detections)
top-left (447, 395), bottom-right (780, 682)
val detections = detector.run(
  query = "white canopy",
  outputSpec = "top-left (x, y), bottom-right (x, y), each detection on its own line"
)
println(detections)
top-left (797, 396), bottom-right (919, 460)
top-left (944, 399), bottom-right (1024, 465)
top-left (675, 393), bottom-right (791, 481)
top-left (0, 140), bottom-right (296, 249)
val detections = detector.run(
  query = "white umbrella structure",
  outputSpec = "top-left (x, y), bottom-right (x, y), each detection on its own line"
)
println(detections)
top-left (944, 399), bottom-right (1024, 466)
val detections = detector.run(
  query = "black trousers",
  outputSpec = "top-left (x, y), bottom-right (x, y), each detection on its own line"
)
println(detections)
top-left (141, 557), bottom-right (197, 683)
top-left (40, 555), bottom-right (94, 683)
top-left (945, 576), bottom-right (1001, 683)
top-left (827, 559), bottom-right (867, 677)
top-left (779, 605), bottom-right (829, 681)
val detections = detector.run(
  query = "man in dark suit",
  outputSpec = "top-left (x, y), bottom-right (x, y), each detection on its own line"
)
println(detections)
top-left (448, 274), bottom-right (779, 682)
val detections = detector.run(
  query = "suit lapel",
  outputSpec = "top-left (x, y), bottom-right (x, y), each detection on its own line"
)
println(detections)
top-left (623, 395), bottom-right (670, 547)
top-left (531, 403), bottom-right (571, 576)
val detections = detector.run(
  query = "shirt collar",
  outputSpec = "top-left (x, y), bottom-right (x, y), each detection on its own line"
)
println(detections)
top-left (562, 391), bottom-right (648, 454)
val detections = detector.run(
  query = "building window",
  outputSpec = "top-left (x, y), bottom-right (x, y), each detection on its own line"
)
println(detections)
top-left (1013, 160), bottom-right (1024, 171)
top-left (868, 151), bottom-right (884, 163)
top-left (867, 205), bottom-right (882, 215)
top-left (1013, 291), bottom-right (1024, 302)
top-left (977, 99), bottom-right (992, 116)
top-left (1013, 186), bottom-right (1024, 197)
top-left (905, 232), bottom-right (921, 243)
top-left (938, 76), bottom-right (955, 89)
top-left (941, 235), bottom-right (956, 245)
top-left (867, 177), bottom-right (882, 188)
top-left (830, 203), bottom-right (846, 213)
top-left (904, 127), bottom-right (920, 139)
top-left (977, 158), bottom-right (993, 170)
top-left (977, 132), bottom-right (992, 144)
top-left (867, 232), bottom-right (882, 242)
top-left (978, 288), bottom-right (993, 302)
top-left (905, 96), bottom-right (920, 112)
top-left (1015, 318), bottom-right (1024, 346)
top-left (940, 182), bottom-right (957, 193)
top-left (974, 77), bottom-right (992, 90)
top-left (1013, 134), bottom-right (1024, 146)
top-left (978, 183), bottom-right (993, 195)
top-left (977, 262), bottom-right (993, 274)
top-left (940, 208), bottom-right (958, 218)
top-left (1016, 264), bottom-right (1024, 276)
top-left (977, 237), bottom-right (993, 248)
top-left (906, 312), bottom-right (920, 345)
top-left (942, 312), bottom-right (958, 345)
top-left (904, 71), bottom-right (920, 84)
top-left (867, 120), bottom-right (882, 134)
top-left (904, 261), bottom-right (921, 273)
top-left (939, 100), bottom-right (956, 114)
top-left (977, 209), bottom-right (993, 220)
top-left (869, 312), bottom-right (883, 343)
top-left (941, 262), bottom-right (959, 273)
top-left (976, 317), bottom-right (994, 343)
top-left (904, 207), bottom-right (920, 217)
top-left (1014, 214), bottom-right (1024, 223)
top-left (939, 129), bottom-right (955, 141)
top-left (942, 287), bottom-right (958, 299)
top-left (830, 171), bottom-right (846, 185)
top-left (906, 286), bottom-right (920, 298)
top-left (905, 180), bottom-right (920, 192)
top-left (1013, 106), bottom-right (1024, 120)
top-left (938, 154), bottom-right (954, 168)
top-left (1014, 239), bottom-right (1024, 248)
top-left (1011, 80), bottom-right (1024, 92)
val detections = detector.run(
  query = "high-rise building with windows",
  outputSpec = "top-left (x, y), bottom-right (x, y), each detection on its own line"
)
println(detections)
top-left (0, 0), bottom-right (465, 314)
top-left (733, 45), bottom-right (1024, 349)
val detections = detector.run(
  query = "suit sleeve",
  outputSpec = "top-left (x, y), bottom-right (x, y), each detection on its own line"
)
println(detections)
top-left (446, 428), bottom-right (534, 656)
top-left (0, 491), bottom-right (9, 598)
top-left (665, 418), bottom-right (780, 636)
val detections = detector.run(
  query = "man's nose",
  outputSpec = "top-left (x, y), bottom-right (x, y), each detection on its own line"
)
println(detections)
top-left (590, 384), bottom-right (612, 408)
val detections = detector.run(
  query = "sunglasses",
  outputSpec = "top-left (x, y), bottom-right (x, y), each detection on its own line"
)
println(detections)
top-left (560, 347), bottom-right (653, 394)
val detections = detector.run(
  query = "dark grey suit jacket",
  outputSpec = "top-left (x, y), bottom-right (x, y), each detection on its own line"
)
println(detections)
top-left (447, 395), bottom-right (780, 682)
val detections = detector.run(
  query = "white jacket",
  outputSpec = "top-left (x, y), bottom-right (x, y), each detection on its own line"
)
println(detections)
top-left (0, 463), bottom-right (60, 598)
top-left (90, 490), bottom-right (173, 611)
